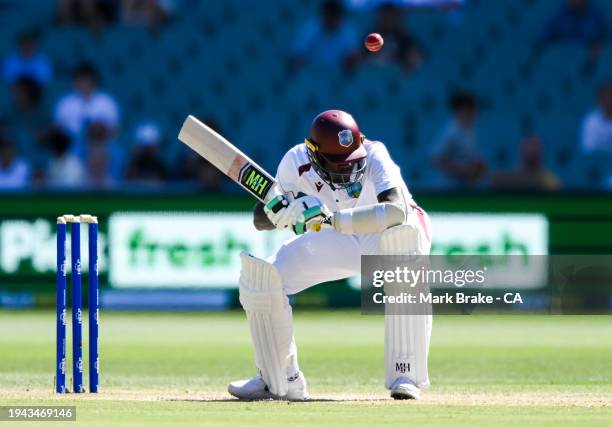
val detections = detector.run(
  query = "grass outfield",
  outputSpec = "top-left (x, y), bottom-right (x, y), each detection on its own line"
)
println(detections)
top-left (0, 311), bottom-right (610, 426)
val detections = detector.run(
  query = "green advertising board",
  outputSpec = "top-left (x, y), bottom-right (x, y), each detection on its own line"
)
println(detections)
top-left (0, 192), bottom-right (610, 307)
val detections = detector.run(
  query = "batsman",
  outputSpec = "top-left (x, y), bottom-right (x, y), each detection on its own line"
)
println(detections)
top-left (229, 110), bottom-right (432, 401)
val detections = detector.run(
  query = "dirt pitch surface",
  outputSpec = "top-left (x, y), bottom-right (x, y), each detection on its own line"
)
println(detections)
top-left (3, 388), bottom-right (610, 407)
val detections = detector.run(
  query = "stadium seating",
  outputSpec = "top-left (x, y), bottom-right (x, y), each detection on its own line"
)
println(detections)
top-left (1, 0), bottom-right (611, 189)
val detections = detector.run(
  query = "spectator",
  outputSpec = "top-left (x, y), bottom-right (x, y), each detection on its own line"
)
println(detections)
top-left (581, 82), bottom-right (612, 188)
top-left (57, 0), bottom-right (119, 31)
top-left (581, 82), bottom-right (612, 153)
top-left (492, 135), bottom-right (561, 191)
top-left (2, 30), bottom-right (52, 86)
top-left (54, 63), bottom-right (120, 156)
top-left (122, 0), bottom-right (175, 30)
top-left (44, 127), bottom-right (86, 188)
top-left (431, 91), bottom-right (487, 187)
top-left (290, 0), bottom-right (359, 72)
top-left (0, 135), bottom-right (31, 190)
top-left (85, 121), bottom-right (123, 189)
top-left (365, 2), bottom-right (423, 72)
top-left (537, 0), bottom-right (608, 58)
top-left (182, 156), bottom-right (227, 192)
top-left (125, 121), bottom-right (168, 185)
top-left (3, 77), bottom-right (49, 167)
top-left (5, 77), bottom-right (50, 164)
top-left (10, 77), bottom-right (44, 119)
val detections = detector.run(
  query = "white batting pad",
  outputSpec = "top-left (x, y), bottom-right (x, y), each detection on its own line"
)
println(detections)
top-left (381, 225), bottom-right (432, 389)
top-left (238, 252), bottom-right (293, 396)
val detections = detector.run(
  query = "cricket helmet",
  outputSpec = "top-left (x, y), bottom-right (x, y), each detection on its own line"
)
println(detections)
top-left (305, 110), bottom-right (367, 190)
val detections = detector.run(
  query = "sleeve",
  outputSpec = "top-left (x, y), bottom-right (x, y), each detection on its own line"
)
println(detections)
top-left (275, 150), bottom-right (300, 195)
top-left (369, 143), bottom-right (404, 196)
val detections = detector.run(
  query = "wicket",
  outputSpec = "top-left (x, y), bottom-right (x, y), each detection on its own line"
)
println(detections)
top-left (55, 214), bottom-right (99, 393)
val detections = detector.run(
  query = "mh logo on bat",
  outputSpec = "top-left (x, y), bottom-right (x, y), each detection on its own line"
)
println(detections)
top-left (240, 165), bottom-right (273, 198)
top-left (395, 362), bottom-right (410, 374)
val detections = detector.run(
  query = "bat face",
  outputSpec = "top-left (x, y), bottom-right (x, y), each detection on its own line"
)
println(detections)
top-left (178, 115), bottom-right (279, 202)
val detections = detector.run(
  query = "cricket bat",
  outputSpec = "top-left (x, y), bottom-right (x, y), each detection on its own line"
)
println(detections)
top-left (178, 115), bottom-right (282, 203)
top-left (178, 115), bottom-right (328, 232)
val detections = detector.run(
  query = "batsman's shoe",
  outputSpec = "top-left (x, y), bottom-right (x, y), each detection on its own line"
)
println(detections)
top-left (228, 372), bottom-right (308, 401)
top-left (390, 378), bottom-right (420, 400)
top-left (286, 371), bottom-right (309, 401)
top-left (228, 376), bottom-right (273, 401)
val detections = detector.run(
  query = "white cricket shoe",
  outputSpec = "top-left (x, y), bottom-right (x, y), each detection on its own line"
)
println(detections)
top-left (390, 378), bottom-right (420, 400)
top-left (228, 372), bottom-right (308, 401)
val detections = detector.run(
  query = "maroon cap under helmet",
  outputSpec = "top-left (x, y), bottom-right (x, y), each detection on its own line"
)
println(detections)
top-left (307, 110), bottom-right (367, 163)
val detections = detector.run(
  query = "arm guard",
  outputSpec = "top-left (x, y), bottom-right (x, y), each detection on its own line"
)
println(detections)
top-left (332, 202), bottom-right (406, 234)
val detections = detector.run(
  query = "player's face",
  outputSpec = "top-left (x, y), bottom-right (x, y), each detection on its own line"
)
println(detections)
top-left (326, 162), bottom-right (352, 174)
top-left (319, 155), bottom-right (366, 188)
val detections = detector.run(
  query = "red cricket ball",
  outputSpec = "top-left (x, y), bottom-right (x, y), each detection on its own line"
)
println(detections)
top-left (365, 33), bottom-right (384, 52)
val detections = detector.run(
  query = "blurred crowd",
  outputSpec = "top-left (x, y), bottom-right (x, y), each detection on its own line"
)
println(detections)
top-left (0, 0), bottom-right (229, 192)
top-left (0, 0), bottom-right (611, 192)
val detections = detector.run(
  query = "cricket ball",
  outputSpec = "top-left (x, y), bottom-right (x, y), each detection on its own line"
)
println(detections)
top-left (365, 33), bottom-right (384, 52)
